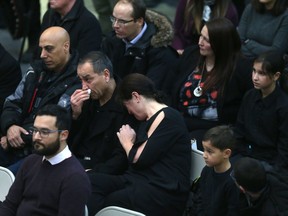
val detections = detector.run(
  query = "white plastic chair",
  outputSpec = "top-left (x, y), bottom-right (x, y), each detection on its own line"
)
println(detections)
top-left (0, 166), bottom-right (15, 201)
top-left (95, 206), bottom-right (146, 216)
top-left (190, 148), bottom-right (206, 182)
top-left (85, 205), bottom-right (89, 216)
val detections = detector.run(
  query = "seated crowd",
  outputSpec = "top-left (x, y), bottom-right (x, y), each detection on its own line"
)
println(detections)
top-left (1, 0), bottom-right (288, 215)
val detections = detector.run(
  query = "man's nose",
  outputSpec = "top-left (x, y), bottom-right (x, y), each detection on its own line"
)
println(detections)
top-left (82, 81), bottom-right (88, 89)
top-left (40, 49), bottom-right (47, 59)
top-left (33, 131), bottom-right (42, 140)
top-left (113, 21), bottom-right (120, 28)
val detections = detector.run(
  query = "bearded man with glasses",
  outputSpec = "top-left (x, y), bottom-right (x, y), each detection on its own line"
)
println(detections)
top-left (0, 104), bottom-right (91, 216)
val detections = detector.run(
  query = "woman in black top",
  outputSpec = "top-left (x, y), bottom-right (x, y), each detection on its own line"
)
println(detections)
top-left (87, 74), bottom-right (191, 216)
top-left (234, 50), bottom-right (288, 170)
top-left (172, 17), bottom-right (253, 150)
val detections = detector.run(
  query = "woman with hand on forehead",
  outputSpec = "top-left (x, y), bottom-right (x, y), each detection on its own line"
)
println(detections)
top-left (172, 17), bottom-right (253, 150)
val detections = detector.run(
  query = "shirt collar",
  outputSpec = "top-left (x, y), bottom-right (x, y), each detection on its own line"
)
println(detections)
top-left (123, 22), bottom-right (148, 48)
top-left (43, 145), bottom-right (72, 165)
top-left (253, 85), bottom-right (279, 107)
top-left (262, 85), bottom-right (279, 105)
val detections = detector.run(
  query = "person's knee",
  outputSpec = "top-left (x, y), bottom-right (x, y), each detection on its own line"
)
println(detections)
top-left (0, 147), bottom-right (12, 166)
top-left (7, 159), bottom-right (24, 175)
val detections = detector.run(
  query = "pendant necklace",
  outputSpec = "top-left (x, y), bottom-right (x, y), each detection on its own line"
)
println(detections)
top-left (193, 62), bottom-right (205, 97)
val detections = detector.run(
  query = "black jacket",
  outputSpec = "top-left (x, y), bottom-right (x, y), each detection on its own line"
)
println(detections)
top-left (68, 90), bottom-right (138, 175)
top-left (0, 44), bottom-right (22, 122)
top-left (1, 52), bottom-right (80, 140)
top-left (234, 86), bottom-right (288, 168)
top-left (102, 10), bottom-right (178, 96)
top-left (41, 0), bottom-right (102, 58)
top-left (172, 45), bottom-right (253, 131)
top-left (239, 169), bottom-right (288, 216)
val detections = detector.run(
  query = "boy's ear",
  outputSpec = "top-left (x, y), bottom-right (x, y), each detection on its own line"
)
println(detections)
top-left (223, 148), bottom-right (232, 159)
top-left (274, 71), bottom-right (281, 81)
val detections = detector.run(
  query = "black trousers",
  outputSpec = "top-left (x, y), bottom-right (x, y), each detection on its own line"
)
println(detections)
top-left (87, 172), bottom-right (188, 216)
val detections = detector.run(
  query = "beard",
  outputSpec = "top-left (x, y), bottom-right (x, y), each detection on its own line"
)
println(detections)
top-left (33, 138), bottom-right (61, 157)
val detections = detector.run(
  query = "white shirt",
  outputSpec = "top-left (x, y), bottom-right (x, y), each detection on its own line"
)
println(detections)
top-left (123, 22), bottom-right (148, 50)
top-left (43, 145), bottom-right (72, 165)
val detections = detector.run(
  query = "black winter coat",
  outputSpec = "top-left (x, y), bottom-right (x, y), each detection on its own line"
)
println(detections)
top-left (1, 52), bottom-right (80, 143)
top-left (41, 0), bottom-right (102, 58)
top-left (102, 10), bottom-right (178, 97)
top-left (239, 169), bottom-right (288, 216)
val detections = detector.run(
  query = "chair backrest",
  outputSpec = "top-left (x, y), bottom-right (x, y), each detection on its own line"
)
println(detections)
top-left (0, 166), bottom-right (15, 201)
top-left (95, 206), bottom-right (146, 216)
top-left (85, 205), bottom-right (89, 216)
top-left (190, 149), bottom-right (206, 182)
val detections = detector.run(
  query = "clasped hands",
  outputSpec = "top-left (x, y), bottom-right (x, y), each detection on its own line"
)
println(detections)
top-left (117, 124), bottom-right (136, 155)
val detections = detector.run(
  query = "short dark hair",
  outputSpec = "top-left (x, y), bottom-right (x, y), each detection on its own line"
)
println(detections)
top-left (254, 50), bottom-right (288, 93)
top-left (36, 104), bottom-right (71, 130)
top-left (117, 0), bottom-right (146, 19)
top-left (116, 73), bottom-right (166, 103)
top-left (202, 125), bottom-right (235, 151)
top-left (254, 50), bottom-right (285, 77)
top-left (78, 51), bottom-right (114, 78)
top-left (233, 157), bottom-right (267, 193)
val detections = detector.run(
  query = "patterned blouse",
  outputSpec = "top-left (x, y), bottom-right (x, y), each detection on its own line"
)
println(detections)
top-left (178, 66), bottom-right (219, 121)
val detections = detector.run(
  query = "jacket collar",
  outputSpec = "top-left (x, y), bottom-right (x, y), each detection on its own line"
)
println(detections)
top-left (51, 0), bottom-right (84, 23)
top-left (30, 50), bottom-right (79, 80)
top-left (145, 10), bottom-right (173, 48)
top-left (254, 85), bottom-right (280, 107)
top-left (116, 9), bottom-right (174, 50)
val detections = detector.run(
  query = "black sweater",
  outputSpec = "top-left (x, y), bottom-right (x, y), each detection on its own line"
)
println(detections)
top-left (197, 166), bottom-right (240, 216)
top-left (0, 154), bottom-right (91, 216)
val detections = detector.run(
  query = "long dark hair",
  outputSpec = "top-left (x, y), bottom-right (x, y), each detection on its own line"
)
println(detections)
top-left (184, 0), bottom-right (230, 34)
top-left (200, 17), bottom-right (241, 94)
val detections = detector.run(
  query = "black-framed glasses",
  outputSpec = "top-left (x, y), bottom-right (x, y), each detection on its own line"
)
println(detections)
top-left (110, 16), bottom-right (134, 26)
top-left (29, 127), bottom-right (64, 138)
